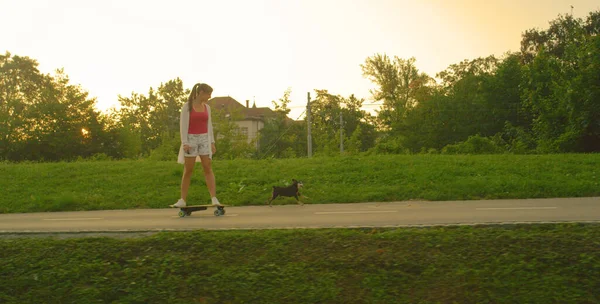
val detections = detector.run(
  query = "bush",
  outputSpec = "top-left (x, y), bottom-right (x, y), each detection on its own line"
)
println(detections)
top-left (76, 153), bottom-right (114, 162)
top-left (501, 122), bottom-right (536, 154)
top-left (149, 132), bottom-right (180, 161)
top-left (371, 135), bottom-right (410, 155)
top-left (441, 135), bottom-right (507, 154)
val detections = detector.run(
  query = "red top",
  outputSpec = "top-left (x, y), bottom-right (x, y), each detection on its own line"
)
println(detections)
top-left (188, 104), bottom-right (208, 134)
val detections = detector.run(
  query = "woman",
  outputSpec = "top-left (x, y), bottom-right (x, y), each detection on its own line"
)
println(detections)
top-left (173, 83), bottom-right (221, 207)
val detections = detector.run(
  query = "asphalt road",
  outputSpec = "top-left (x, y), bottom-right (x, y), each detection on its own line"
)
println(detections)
top-left (1, 197), bottom-right (599, 234)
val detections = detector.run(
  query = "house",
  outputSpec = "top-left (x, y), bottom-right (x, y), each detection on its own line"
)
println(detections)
top-left (208, 97), bottom-right (277, 149)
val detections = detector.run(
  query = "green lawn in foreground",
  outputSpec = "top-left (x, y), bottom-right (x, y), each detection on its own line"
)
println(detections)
top-left (1, 154), bottom-right (599, 213)
top-left (1, 224), bottom-right (599, 303)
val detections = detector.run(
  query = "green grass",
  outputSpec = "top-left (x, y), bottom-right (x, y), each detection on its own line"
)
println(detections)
top-left (2, 155), bottom-right (599, 302)
top-left (1, 224), bottom-right (599, 303)
top-left (1, 154), bottom-right (599, 213)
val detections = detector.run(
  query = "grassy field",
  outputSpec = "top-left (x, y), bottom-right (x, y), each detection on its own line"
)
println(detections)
top-left (1, 224), bottom-right (599, 303)
top-left (2, 155), bottom-right (599, 303)
top-left (1, 154), bottom-right (599, 213)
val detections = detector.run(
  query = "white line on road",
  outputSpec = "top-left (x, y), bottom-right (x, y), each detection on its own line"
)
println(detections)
top-left (43, 218), bottom-right (104, 221)
top-left (476, 207), bottom-right (558, 210)
top-left (315, 211), bottom-right (399, 215)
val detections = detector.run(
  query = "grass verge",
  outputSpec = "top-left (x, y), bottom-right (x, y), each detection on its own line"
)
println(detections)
top-left (1, 154), bottom-right (599, 213)
top-left (1, 224), bottom-right (599, 303)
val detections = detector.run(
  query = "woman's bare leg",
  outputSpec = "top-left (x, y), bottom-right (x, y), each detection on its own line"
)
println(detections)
top-left (181, 157), bottom-right (196, 201)
top-left (199, 155), bottom-right (216, 198)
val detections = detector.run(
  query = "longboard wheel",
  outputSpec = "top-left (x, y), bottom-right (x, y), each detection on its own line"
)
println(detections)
top-left (214, 209), bottom-right (220, 216)
top-left (178, 210), bottom-right (186, 218)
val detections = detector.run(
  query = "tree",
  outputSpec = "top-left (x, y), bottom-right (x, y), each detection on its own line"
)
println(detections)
top-left (31, 69), bottom-right (103, 160)
top-left (520, 11), bottom-right (600, 63)
top-left (116, 78), bottom-right (188, 156)
top-left (384, 56), bottom-right (500, 152)
top-left (521, 14), bottom-right (580, 64)
top-left (307, 90), bottom-right (376, 155)
top-left (520, 11), bottom-right (600, 152)
top-left (361, 54), bottom-right (434, 132)
top-left (258, 88), bottom-right (306, 158)
top-left (488, 53), bottom-right (526, 131)
top-left (0, 52), bottom-right (105, 161)
top-left (340, 94), bottom-right (377, 153)
top-left (0, 52), bottom-right (44, 160)
top-left (210, 106), bottom-right (255, 159)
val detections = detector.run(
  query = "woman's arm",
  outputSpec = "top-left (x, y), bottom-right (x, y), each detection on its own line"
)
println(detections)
top-left (180, 104), bottom-right (189, 146)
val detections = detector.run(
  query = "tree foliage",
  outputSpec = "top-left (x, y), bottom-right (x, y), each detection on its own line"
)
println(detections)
top-left (2, 10), bottom-right (599, 162)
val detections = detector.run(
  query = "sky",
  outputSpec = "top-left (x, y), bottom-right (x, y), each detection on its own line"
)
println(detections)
top-left (2, 0), bottom-right (599, 119)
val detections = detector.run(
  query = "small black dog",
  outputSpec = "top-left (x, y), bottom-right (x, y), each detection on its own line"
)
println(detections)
top-left (266, 179), bottom-right (305, 206)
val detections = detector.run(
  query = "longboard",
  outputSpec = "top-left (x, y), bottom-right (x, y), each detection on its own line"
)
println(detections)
top-left (170, 204), bottom-right (226, 217)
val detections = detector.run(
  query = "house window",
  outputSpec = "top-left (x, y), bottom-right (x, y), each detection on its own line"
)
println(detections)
top-left (240, 127), bottom-right (248, 138)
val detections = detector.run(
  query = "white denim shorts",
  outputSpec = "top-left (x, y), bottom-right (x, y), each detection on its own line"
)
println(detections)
top-left (184, 134), bottom-right (210, 157)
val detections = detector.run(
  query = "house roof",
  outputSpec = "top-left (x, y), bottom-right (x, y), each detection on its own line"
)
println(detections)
top-left (208, 97), bottom-right (246, 111)
top-left (208, 96), bottom-right (277, 121)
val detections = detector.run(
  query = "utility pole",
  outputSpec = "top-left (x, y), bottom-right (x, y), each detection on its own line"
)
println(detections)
top-left (307, 92), bottom-right (312, 158)
top-left (339, 111), bottom-right (344, 154)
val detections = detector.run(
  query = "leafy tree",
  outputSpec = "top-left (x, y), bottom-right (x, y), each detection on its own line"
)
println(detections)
top-left (521, 12), bottom-right (600, 152)
top-left (307, 90), bottom-right (377, 155)
top-left (0, 52), bottom-right (105, 161)
top-left (210, 106), bottom-right (255, 159)
top-left (361, 55), bottom-right (434, 132)
top-left (258, 88), bottom-right (306, 158)
top-left (0, 52), bottom-right (45, 160)
top-left (392, 56), bottom-right (500, 152)
top-left (117, 78), bottom-right (188, 156)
